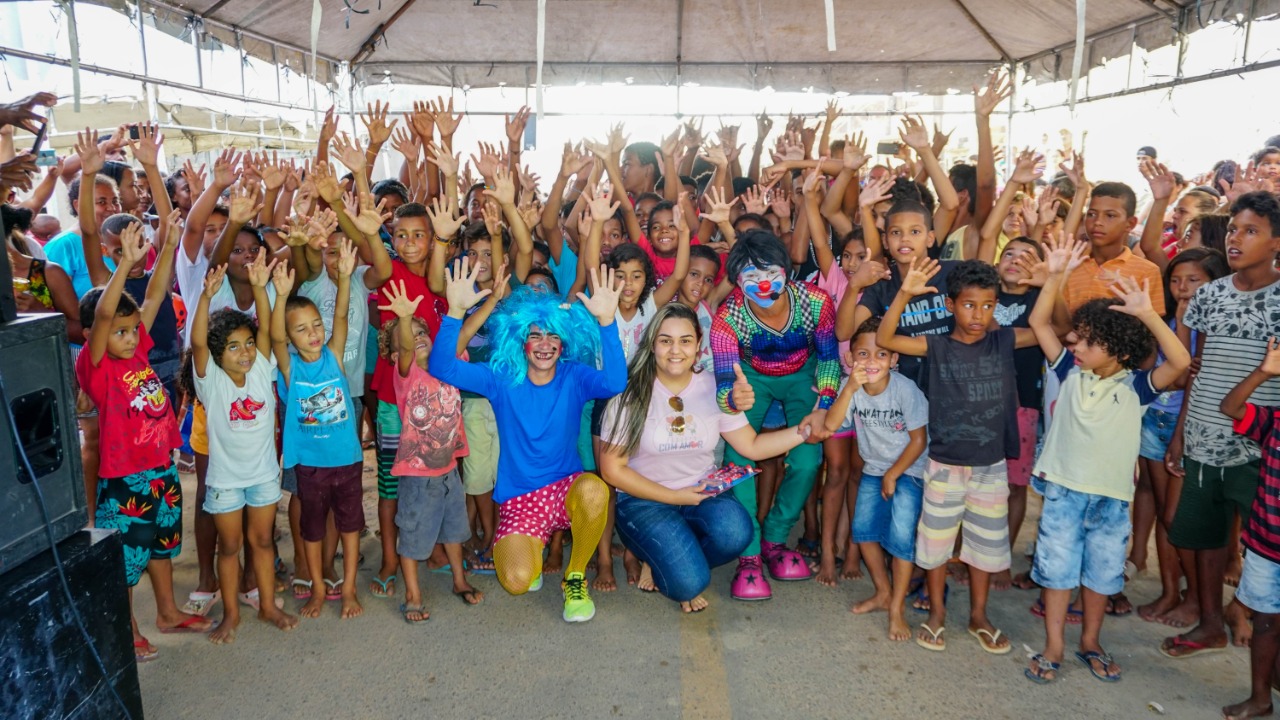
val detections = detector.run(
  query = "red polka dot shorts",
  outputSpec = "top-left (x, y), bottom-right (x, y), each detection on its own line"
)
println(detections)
top-left (494, 473), bottom-right (580, 544)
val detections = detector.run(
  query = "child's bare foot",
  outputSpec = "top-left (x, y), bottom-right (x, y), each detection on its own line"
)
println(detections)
top-left (299, 594), bottom-right (326, 619)
top-left (637, 563), bottom-right (656, 593)
top-left (840, 556), bottom-right (863, 581)
top-left (851, 592), bottom-right (891, 615)
top-left (623, 550), bottom-right (642, 587)
top-left (946, 561), bottom-right (969, 586)
top-left (1137, 592), bottom-right (1180, 622)
top-left (543, 552), bottom-right (563, 575)
top-left (259, 607), bottom-right (299, 631)
top-left (155, 610), bottom-right (214, 633)
top-left (611, 542), bottom-right (625, 559)
top-left (453, 580), bottom-right (484, 605)
top-left (209, 615), bottom-right (239, 645)
top-left (1227, 599), bottom-right (1253, 647)
top-left (340, 593), bottom-right (363, 619)
top-left (680, 595), bottom-right (709, 613)
top-left (1222, 698), bottom-right (1275, 720)
top-left (592, 561), bottom-right (618, 592)
top-left (1010, 570), bottom-right (1039, 590)
top-left (1158, 597), bottom-right (1199, 628)
top-left (888, 609), bottom-right (912, 642)
top-left (991, 569), bottom-right (1012, 591)
top-left (813, 554), bottom-right (839, 587)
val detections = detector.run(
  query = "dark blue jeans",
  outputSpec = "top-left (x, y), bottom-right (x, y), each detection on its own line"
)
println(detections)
top-left (615, 492), bottom-right (753, 601)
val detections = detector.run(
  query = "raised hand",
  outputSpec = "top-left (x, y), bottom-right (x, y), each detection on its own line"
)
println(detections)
top-left (481, 200), bottom-right (503, 239)
top-left (277, 216), bottom-right (311, 248)
top-left (305, 208), bottom-right (339, 246)
top-left (390, 127), bottom-right (420, 161)
top-left (1058, 151), bottom-right (1086, 188)
top-left (974, 69), bottom-right (1012, 117)
top-left (445, 256), bottom-right (493, 312)
top-left (900, 257), bottom-right (940, 297)
top-left (730, 363), bottom-right (755, 412)
top-left (228, 180), bottom-right (263, 225)
top-left (1012, 251), bottom-right (1049, 287)
top-left (409, 100), bottom-right (436, 140)
top-left (490, 260), bottom-right (512, 302)
top-left (352, 192), bottom-right (390, 237)
top-left (585, 188), bottom-right (621, 225)
top-left (898, 114), bottom-right (930, 151)
top-left (931, 124), bottom-right (953, 156)
top-left (1032, 186), bottom-right (1060, 228)
top-left (256, 151), bottom-right (287, 191)
top-left (161, 208), bottom-right (183, 253)
top-left (74, 128), bottom-right (103, 175)
top-left (1141, 158), bottom-right (1177, 201)
top-left (201, 264), bottom-right (228, 301)
top-left (559, 142), bottom-right (593, 179)
top-left (850, 258), bottom-right (891, 288)
top-left (429, 97), bottom-right (463, 137)
top-left (318, 106), bottom-right (338, 148)
top-left (312, 161), bottom-right (343, 204)
top-left (213, 148), bottom-right (242, 189)
top-left (245, 249), bottom-right (278, 288)
top-left (427, 196), bottom-right (465, 240)
top-left (335, 237), bottom-right (357, 278)
top-left (127, 123), bottom-right (164, 166)
top-left (361, 100), bottom-right (398, 146)
top-left (469, 144), bottom-right (501, 181)
top-left (756, 112), bottom-right (773, 140)
top-left (0, 91), bottom-right (56, 134)
top-left (1260, 337), bottom-right (1280, 377)
top-left (1043, 231), bottom-right (1089, 275)
top-left (577, 263), bottom-right (624, 325)
top-left (426, 141), bottom-right (459, 177)
top-left (843, 132), bottom-right (870, 171)
top-left (859, 174), bottom-right (894, 208)
top-left (742, 185), bottom-right (767, 215)
top-left (1010, 149), bottom-right (1046, 185)
top-left (703, 185), bottom-right (738, 225)
top-left (119, 220), bottom-right (147, 268)
top-left (505, 105), bottom-right (531, 146)
top-left (182, 160), bottom-right (208, 199)
top-left (270, 259), bottom-right (294, 296)
top-left (331, 132), bottom-right (366, 173)
top-left (377, 279), bottom-right (424, 319)
top-left (518, 165), bottom-right (541, 198)
top-left (483, 165), bottom-right (518, 206)
top-left (1107, 274), bottom-right (1155, 318)
top-left (701, 141), bottom-right (729, 169)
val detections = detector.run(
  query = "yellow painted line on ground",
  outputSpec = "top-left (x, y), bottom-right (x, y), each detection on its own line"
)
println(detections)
top-left (679, 604), bottom-right (732, 720)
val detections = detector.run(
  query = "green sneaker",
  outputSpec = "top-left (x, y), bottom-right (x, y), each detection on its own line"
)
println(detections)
top-left (528, 573), bottom-right (543, 592)
top-left (562, 572), bottom-right (595, 623)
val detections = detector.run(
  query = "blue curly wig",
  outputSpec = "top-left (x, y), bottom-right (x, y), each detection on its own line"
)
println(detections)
top-left (486, 286), bottom-right (602, 386)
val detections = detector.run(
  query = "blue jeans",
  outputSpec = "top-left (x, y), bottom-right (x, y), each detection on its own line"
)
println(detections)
top-left (615, 493), bottom-right (753, 601)
top-left (851, 473), bottom-right (925, 562)
top-left (1030, 477), bottom-right (1130, 595)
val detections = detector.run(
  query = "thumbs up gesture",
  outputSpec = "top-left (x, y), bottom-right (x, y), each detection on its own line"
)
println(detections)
top-left (730, 363), bottom-right (755, 413)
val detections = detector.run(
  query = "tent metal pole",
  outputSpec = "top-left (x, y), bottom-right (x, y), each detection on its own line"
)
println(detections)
top-left (1020, 55), bottom-right (1280, 112)
top-left (1005, 60), bottom-right (1016, 168)
top-left (1243, 0), bottom-right (1257, 64)
top-left (139, 0), bottom-right (344, 65)
top-left (136, 0), bottom-right (149, 77)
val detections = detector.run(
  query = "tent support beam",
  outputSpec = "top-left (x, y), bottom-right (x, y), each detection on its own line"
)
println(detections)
top-left (948, 0), bottom-right (1012, 62)
top-left (1130, 0), bottom-right (1177, 22)
top-left (351, 0), bottom-right (419, 65)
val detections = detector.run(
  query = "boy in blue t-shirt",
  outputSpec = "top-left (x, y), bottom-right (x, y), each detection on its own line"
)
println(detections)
top-left (271, 240), bottom-right (363, 621)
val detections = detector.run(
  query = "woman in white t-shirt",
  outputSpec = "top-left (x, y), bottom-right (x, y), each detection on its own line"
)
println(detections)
top-left (599, 304), bottom-right (809, 612)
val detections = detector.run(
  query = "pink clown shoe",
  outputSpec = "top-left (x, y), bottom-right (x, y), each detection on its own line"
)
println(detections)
top-left (762, 541), bottom-right (813, 581)
top-left (730, 556), bottom-right (772, 601)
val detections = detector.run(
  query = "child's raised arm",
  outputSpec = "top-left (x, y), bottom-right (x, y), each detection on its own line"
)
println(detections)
top-left (211, 180), bottom-right (264, 269)
top-left (1108, 275), bottom-right (1190, 391)
top-left (377, 279), bottom-right (425, 378)
top-left (899, 115), bottom-right (960, 238)
top-left (88, 227), bottom-right (143, 366)
top-left (1030, 233), bottom-right (1088, 361)
top-left (328, 238), bottom-right (356, 369)
top-left (1060, 152), bottom-right (1090, 242)
top-left (1137, 159), bottom-right (1176, 273)
top-left (74, 129), bottom-right (112, 287)
top-left (244, 250), bottom-right (278, 358)
top-left (1221, 337), bottom-right (1280, 420)
top-left (191, 265), bottom-right (228, 377)
top-left (824, 360), bottom-right (865, 433)
top-left (269, 261), bottom-right (295, 384)
top-left (875, 257), bottom-right (938, 357)
top-left (485, 166), bottom-right (532, 282)
top-left (458, 261), bottom-right (511, 353)
top-left (979, 150), bottom-right (1045, 265)
top-left (426, 196), bottom-right (465, 295)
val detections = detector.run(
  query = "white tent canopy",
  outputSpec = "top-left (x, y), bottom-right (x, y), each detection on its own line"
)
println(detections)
top-left (144, 0), bottom-right (1204, 94)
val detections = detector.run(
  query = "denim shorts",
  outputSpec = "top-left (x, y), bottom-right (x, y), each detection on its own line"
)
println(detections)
top-left (1235, 549), bottom-right (1280, 614)
top-left (851, 473), bottom-right (925, 562)
top-left (203, 479), bottom-right (282, 514)
top-left (1030, 477), bottom-right (1130, 595)
top-left (1138, 408), bottom-right (1178, 461)
top-left (396, 468), bottom-right (470, 560)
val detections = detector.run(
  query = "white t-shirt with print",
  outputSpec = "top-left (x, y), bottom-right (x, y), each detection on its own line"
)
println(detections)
top-left (193, 351), bottom-right (279, 489)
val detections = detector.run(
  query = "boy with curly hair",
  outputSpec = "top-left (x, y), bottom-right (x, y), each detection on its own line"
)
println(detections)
top-left (1022, 237), bottom-right (1190, 684)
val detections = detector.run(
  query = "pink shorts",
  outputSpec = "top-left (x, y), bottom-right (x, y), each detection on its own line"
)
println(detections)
top-left (494, 473), bottom-right (580, 544)
top-left (1005, 407), bottom-right (1040, 487)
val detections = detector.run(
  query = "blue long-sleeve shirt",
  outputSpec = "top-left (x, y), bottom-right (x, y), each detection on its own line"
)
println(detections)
top-left (429, 315), bottom-right (628, 503)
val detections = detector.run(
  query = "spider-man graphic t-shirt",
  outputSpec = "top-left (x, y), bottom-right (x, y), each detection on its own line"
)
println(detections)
top-left (392, 363), bottom-right (468, 477)
top-left (76, 326), bottom-right (182, 478)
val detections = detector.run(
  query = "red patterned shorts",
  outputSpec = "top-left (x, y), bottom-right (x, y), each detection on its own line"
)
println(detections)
top-left (494, 473), bottom-right (581, 544)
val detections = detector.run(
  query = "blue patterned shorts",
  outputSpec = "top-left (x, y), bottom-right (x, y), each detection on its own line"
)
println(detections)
top-left (95, 463), bottom-right (183, 586)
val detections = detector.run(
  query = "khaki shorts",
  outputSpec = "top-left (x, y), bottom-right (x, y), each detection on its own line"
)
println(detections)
top-left (461, 397), bottom-right (499, 495)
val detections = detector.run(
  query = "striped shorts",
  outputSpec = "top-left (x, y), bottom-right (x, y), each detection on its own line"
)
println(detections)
top-left (376, 400), bottom-right (401, 500)
top-left (914, 459), bottom-right (1011, 573)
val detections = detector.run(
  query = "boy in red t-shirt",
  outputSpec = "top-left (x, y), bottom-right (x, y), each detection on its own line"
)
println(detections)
top-left (75, 223), bottom-right (212, 661)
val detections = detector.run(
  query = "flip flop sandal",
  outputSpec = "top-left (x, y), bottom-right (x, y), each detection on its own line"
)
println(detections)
top-left (158, 615), bottom-right (212, 634)
top-left (400, 603), bottom-right (430, 625)
top-left (454, 588), bottom-right (484, 606)
top-left (134, 639), bottom-right (159, 663)
top-left (1024, 654), bottom-right (1061, 684)
top-left (1106, 592), bottom-right (1134, 617)
top-left (1158, 635), bottom-right (1228, 659)
top-left (237, 589), bottom-right (285, 612)
top-left (794, 538), bottom-right (820, 559)
top-left (968, 627), bottom-right (1012, 655)
top-left (369, 575), bottom-right (397, 597)
top-left (915, 623), bottom-right (946, 652)
top-left (470, 549), bottom-right (497, 576)
top-left (180, 590), bottom-right (221, 617)
top-left (292, 579), bottom-right (313, 600)
top-left (324, 579), bottom-right (344, 601)
top-left (1075, 650), bottom-right (1122, 682)
top-left (431, 561), bottom-right (467, 574)
top-left (911, 582), bottom-right (949, 613)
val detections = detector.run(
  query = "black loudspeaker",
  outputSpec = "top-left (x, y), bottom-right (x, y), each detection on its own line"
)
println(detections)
top-left (0, 313), bottom-right (87, 574)
top-left (0, 530), bottom-right (144, 719)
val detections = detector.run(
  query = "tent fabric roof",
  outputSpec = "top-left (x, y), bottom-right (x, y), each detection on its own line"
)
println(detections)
top-left (171, 0), bottom-right (1188, 94)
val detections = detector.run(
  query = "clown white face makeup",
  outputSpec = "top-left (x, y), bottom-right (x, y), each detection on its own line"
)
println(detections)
top-left (737, 264), bottom-right (786, 308)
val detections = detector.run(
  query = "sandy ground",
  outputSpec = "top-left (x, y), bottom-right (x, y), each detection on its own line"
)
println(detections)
top-left (128, 453), bottom-right (1254, 720)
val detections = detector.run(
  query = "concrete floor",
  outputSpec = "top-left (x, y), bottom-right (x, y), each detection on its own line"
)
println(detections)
top-left (131, 456), bottom-right (1253, 720)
